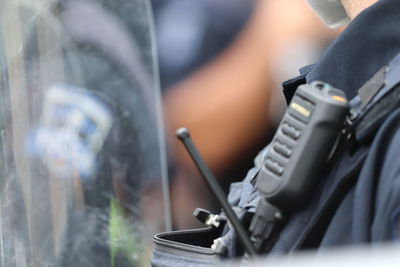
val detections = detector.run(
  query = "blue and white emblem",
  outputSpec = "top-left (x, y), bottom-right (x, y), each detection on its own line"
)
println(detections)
top-left (32, 84), bottom-right (113, 180)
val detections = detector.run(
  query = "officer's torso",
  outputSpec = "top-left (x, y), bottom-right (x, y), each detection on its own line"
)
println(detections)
top-left (270, 0), bottom-right (400, 253)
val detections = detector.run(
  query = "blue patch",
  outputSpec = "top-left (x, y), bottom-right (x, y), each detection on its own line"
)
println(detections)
top-left (28, 84), bottom-right (113, 180)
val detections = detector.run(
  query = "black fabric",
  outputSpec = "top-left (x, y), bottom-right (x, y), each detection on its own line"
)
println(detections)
top-left (306, 0), bottom-right (400, 100)
top-left (282, 74), bottom-right (307, 105)
top-left (268, 0), bottom-right (400, 255)
top-left (297, 153), bottom-right (364, 249)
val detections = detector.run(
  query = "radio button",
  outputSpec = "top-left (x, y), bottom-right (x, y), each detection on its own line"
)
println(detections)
top-left (282, 123), bottom-right (300, 140)
top-left (273, 141), bottom-right (292, 158)
top-left (265, 158), bottom-right (284, 176)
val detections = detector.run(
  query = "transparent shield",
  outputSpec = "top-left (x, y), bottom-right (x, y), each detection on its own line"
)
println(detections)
top-left (0, 0), bottom-right (170, 266)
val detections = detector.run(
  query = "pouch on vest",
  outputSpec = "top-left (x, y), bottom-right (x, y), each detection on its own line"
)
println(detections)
top-left (151, 226), bottom-right (224, 266)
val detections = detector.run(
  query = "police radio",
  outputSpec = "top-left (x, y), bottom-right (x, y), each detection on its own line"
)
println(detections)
top-left (250, 81), bottom-right (350, 252)
top-left (177, 81), bottom-right (350, 256)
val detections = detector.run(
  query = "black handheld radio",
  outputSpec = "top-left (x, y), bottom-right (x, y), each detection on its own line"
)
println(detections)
top-left (250, 81), bottom-right (350, 252)
top-left (177, 81), bottom-right (350, 256)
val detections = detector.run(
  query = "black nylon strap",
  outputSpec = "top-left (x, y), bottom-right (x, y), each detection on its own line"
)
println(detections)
top-left (355, 83), bottom-right (400, 141)
top-left (357, 66), bottom-right (387, 110)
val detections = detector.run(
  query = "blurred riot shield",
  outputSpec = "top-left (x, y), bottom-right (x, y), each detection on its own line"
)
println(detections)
top-left (0, 0), bottom-right (171, 266)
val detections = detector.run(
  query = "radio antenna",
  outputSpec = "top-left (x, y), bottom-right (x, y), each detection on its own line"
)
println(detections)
top-left (176, 128), bottom-right (256, 256)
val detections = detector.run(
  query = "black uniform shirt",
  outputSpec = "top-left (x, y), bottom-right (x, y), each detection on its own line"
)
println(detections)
top-left (270, 0), bottom-right (400, 253)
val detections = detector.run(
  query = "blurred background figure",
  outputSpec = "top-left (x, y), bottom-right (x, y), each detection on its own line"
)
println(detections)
top-left (152, 0), bottom-right (340, 229)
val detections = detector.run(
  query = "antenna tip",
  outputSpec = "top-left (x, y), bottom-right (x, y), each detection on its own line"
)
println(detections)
top-left (176, 127), bottom-right (190, 141)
